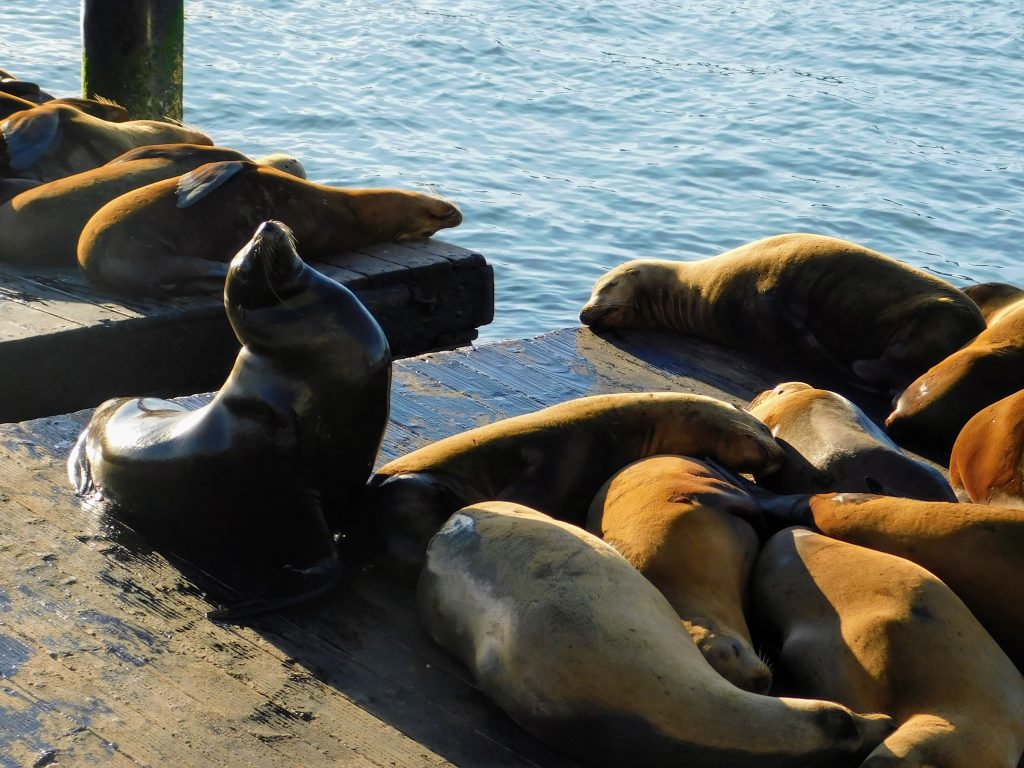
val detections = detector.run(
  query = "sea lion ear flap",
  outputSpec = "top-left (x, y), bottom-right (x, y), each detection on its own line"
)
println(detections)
top-left (0, 106), bottom-right (59, 171)
top-left (176, 160), bottom-right (249, 208)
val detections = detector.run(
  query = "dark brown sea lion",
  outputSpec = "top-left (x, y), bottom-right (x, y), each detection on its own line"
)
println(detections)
top-left (0, 144), bottom-right (305, 266)
top-left (1, 102), bottom-right (211, 183)
top-left (0, 78), bottom-right (53, 102)
top-left (68, 220), bottom-right (392, 619)
top-left (78, 160), bottom-right (462, 297)
top-left (579, 233), bottom-right (985, 392)
top-left (754, 528), bottom-right (1024, 767)
top-left (0, 177), bottom-right (40, 205)
top-left (749, 382), bottom-right (954, 500)
top-left (886, 289), bottom-right (1024, 447)
top-left (366, 391), bottom-right (784, 573)
top-left (586, 455), bottom-right (771, 693)
top-left (758, 492), bottom-right (1024, 670)
top-left (949, 389), bottom-right (1024, 508)
top-left (0, 91), bottom-right (129, 122)
top-left (419, 501), bottom-right (893, 767)
top-left (964, 281), bottom-right (1024, 322)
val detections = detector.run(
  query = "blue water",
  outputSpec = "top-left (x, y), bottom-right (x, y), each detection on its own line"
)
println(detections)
top-left (2, 1), bottom-right (1021, 342)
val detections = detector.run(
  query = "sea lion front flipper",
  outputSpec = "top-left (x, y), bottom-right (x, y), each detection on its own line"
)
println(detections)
top-left (1, 106), bottom-right (59, 171)
top-left (206, 554), bottom-right (343, 622)
top-left (176, 160), bottom-right (250, 208)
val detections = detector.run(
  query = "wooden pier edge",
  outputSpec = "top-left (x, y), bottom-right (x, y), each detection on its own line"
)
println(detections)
top-left (0, 237), bottom-right (494, 423)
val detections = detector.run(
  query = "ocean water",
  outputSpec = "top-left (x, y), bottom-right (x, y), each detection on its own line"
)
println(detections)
top-left (2, 0), bottom-right (1021, 342)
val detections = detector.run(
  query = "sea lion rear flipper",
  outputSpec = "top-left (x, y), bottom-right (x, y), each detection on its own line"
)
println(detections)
top-left (206, 554), bottom-right (343, 622)
top-left (1, 106), bottom-right (59, 172)
top-left (176, 160), bottom-right (251, 208)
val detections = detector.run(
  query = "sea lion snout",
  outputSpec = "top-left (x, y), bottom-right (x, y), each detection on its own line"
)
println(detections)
top-left (226, 220), bottom-right (303, 311)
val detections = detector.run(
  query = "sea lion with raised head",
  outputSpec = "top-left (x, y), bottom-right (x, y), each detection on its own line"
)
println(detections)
top-left (757, 492), bottom-right (1024, 670)
top-left (586, 455), bottom-right (771, 693)
top-left (1, 102), bottom-right (212, 183)
top-left (749, 382), bottom-right (955, 500)
top-left (78, 160), bottom-right (462, 297)
top-left (366, 391), bottom-right (784, 573)
top-left (754, 527), bottom-right (1024, 767)
top-left (419, 501), bottom-right (893, 767)
top-left (0, 144), bottom-right (305, 266)
top-left (580, 233), bottom-right (985, 392)
top-left (68, 220), bottom-right (392, 619)
top-left (886, 285), bottom-right (1024, 447)
top-left (949, 389), bottom-right (1024, 508)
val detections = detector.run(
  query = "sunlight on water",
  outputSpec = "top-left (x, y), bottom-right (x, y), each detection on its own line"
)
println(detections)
top-left (2, 0), bottom-right (1021, 341)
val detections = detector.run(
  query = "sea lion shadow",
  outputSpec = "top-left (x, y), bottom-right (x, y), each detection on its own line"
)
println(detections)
top-left (583, 327), bottom-right (900, 419)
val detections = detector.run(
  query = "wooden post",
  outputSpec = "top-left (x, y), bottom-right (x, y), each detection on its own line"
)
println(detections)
top-left (81, 0), bottom-right (184, 121)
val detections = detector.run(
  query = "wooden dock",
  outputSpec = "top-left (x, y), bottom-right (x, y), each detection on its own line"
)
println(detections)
top-left (0, 238), bottom-right (493, 423)
top-left (0, 326), bottom-right (912, 767)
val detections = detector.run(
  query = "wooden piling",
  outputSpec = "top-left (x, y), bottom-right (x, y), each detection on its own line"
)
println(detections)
top-left (81, 0), bottom-right (184, 121)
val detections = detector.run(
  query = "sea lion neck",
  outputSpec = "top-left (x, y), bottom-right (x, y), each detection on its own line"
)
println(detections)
top-left (642, 261), bottom-right (705, 334)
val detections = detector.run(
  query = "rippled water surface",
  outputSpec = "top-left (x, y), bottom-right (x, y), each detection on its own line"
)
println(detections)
top-left (3, 1), bottom-right (1021, 341)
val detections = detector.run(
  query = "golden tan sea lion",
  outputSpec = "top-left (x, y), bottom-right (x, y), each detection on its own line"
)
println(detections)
top-left (586, 455), bottom-right (771, 693)
top-left (759, 492), bottom-right (1024, 670)
top-left (749, 382), bottom-right (955, 500)
top-left (579, 233), bottom-right (985, 391)
top-left (0, 144), bottom-right (305, 266)
top-left (419, 501), bottom-right (893, 767)
top-left (366, 391), bottom-right (784, 573)
top-left (69, 221), bottom-right (392, 620)
top-left (0, 91), bottom-right (128, 122)
top-left (1, 102), bottom-right (211, 182)
top-left (754, 528), bottom-right (1024, 767)
top-left (949, 389), bottom-right (1024, 508)
top-left (78, 160), bottom-right (462, 297)
top-left (964, 281), bottom-right (1024, 322)
top-left (886, 290), bottom-right (1024, 447)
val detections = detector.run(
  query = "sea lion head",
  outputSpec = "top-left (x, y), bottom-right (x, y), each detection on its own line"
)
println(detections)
top-left (749, 381), bottom-right (814, 409)
top-left (580, 259), bottom-right (679, 329)
top-left (252, 152), bottom-right (306, 179)
top-left (387, 190), bottom-right (463, 242)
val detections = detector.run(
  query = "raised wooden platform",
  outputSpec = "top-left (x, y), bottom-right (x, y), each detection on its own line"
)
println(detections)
top-left (0, 327), bottom-right (918, 767)
top-left (0, 238), bottom-right (493, 423)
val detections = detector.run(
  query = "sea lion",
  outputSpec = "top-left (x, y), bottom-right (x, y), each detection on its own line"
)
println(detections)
top-left (964, 281), bottom-right (1024, 322)
top-left (1, 102), bottom-right (212, 183)
top-left (886, 289), bottom-right (1024, 447)
top-left (0, 144), bottom-right (305, 266)
top-left (0, 78), bottom-right (53, 102)
top-left (418, 501), bottom-right (893, 767)
top-left (579, 233), bottom-right (985, 392)
top-left (68, 220), bottom-right (392, 619)
top-left (0, 92), bottom-right (128, 123)
top-left (0, 177), bottom-right (40, 205)
top-left (366, 391), bottom-right (784, 573)
top-left (78, 160), bottom-right (462, 297)
top-left (586, 455), bottom-right (771, 693)
top-left (749, 382), bottom-right (955, 500)
top-left (758, 492), bottom-right (1024, 670)
top-left (753, 528), bottom-right (1024, 767)
top-left (949, 389), bottom-right (1024, 508)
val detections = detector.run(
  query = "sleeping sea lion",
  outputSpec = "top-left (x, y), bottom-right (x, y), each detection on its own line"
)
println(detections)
top-left (0, 144), bottom-right (305, 266)
top-left (366, 391), bottom-right (784, 573)
top-left (749, 382), bottom-right (954, 500)
top-left (419, 502), bottom-right (893, 767)
top-left (78, 160), bottom-right (462, 297)
top-left (758, 492), bottom-right (1024, 670)
top-left (0, 78), bottom-right (53, 102)
top-left (754, 528), bottom-right (1024, 767)
top-left (586, 455), bottom-right (771, 693)
top-left (964, 281), bottom-right (1024, 322)
top-left (1, 102), bottom-right (212, 182)
top-left (886, 287), bottom-right (1024, 447)
top-left (949, 389), bottom-right (1024, 508)
top-left (68, 220), bottom-right (392, 619)
top-left (0, 91), bottom-right (128, 123)
top-left (579, 233), bottom-right (985, 392)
